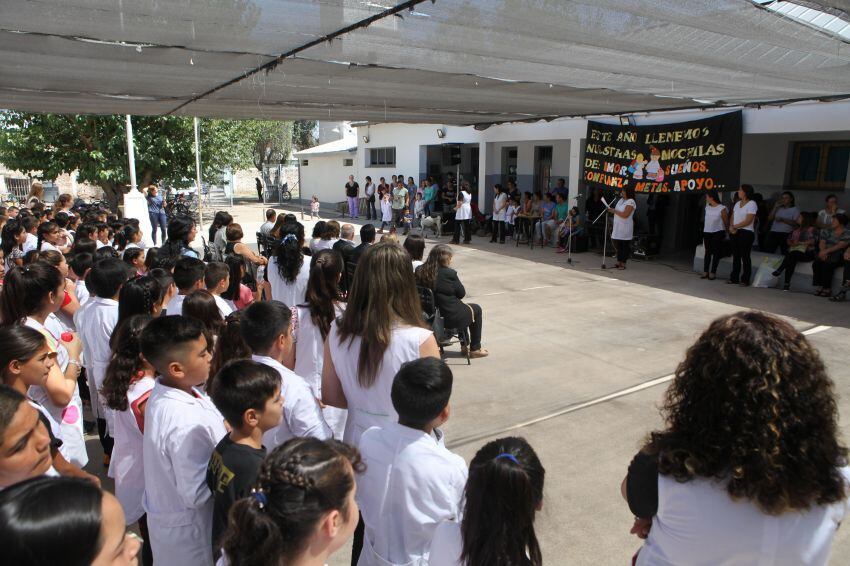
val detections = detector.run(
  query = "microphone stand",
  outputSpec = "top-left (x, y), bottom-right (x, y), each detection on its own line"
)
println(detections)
top-left (593, 197), bottom-right (618, 270)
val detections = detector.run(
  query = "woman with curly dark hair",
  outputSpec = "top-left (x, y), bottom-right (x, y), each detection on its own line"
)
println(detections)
top-left (623, 311), bottom-right (849, 565)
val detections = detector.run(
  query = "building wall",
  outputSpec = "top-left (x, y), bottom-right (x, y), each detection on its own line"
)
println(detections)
top-left (357, 99), bottom-right (850, 216)
top-left (297, 152), bottom-right (359, 206)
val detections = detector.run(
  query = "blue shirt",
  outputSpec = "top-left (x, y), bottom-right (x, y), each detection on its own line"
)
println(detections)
top-left (540, 201), bottom-right (556, 219)
top-left (147, 194), bottom-right (164, 214)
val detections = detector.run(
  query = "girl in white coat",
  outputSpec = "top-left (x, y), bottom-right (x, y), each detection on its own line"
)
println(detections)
top-left (451, 182), bottom-right (473, 245)
top-left (0, 262), bottom-right (88, 467)
top-left (103, 315), bottom-right (156, 566)
top-left (430, 437), bottom-right (546, 566)
top-left (283, 249), bottom-right (348, 440)
top-left (267, 223), bottom-right (310, 307)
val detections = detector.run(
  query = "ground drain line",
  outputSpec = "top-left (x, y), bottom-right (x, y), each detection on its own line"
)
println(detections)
top-left (447, 324), bottom-right (832, 449)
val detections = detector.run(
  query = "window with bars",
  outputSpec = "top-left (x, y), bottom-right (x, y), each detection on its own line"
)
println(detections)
top-left (367, 147), bottom-right (396, 167)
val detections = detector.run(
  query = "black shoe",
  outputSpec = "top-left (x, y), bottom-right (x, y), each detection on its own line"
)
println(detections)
top-left (771, 269), bottom-right (782, 277)
top-left (489, 239), bottom-right (496, 243)
top-left (727, 280), bottom-right (739, 285)
top-left (782, 284), bottom-right (790, 291)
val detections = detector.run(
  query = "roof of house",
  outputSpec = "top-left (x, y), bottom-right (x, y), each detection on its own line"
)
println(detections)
top-left (293, 138), bottom-right (358, 157)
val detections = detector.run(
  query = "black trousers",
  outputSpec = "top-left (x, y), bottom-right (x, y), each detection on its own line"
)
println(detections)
top-left (764, 230), bottom-right (790, 255)
top-left (366, 197), bottom-right (376, 220)
top-left (703, 231), bottom-right (725, 274)
top-left (730, 230), bottom-right (755, 284)
top-left (467, 303), bottom-right (483, 350)
top-left (812, 256), bottom-right (844, 288)
top-left (452, 219), bottom-right (471, 243)
top-left (776, 249), bottom-right (815, 285)
top-left (490, 220), bottom-right (505, 243)
top-left (613, 238), bottom-right (631, 263)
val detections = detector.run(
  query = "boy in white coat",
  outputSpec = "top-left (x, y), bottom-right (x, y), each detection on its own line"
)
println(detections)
top-left (140, 316), bottom-right (227, 566)
top-left (356, 357), bottom-right (467, 566)
top-left (239, 300), bottom-right (332, 448)
top-left (74, 257), bottom-right (128, 459)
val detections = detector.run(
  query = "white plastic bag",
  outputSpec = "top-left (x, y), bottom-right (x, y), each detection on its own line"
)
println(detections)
top-left (752, 256), bottom-right (783, 288)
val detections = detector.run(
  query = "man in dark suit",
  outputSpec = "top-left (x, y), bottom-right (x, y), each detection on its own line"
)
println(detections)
top-left (349, 223), bottom-right (376, 267)
top-left (333, 223), bottom-right (357, 293)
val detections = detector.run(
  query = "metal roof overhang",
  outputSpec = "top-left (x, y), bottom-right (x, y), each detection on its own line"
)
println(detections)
top-left (1, 0), bottom-right (849, 125)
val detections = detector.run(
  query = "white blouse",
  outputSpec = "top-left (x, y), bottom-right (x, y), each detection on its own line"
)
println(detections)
top-left (704, 204), bottom-right (726, 233)
top-left (636, 468), bottom-right (850, 566)
top-left (612, 198), bottom-right (636, 241)
top-left (732, 200), bottom-right (758, 231)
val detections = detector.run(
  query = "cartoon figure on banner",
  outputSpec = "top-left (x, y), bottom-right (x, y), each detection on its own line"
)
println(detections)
top-left (628, 153), bottom-right (647, 180)
top-left (645, 146), bottom-right (664, 182)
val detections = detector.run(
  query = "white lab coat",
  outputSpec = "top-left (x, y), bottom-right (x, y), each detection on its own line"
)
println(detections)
top-left (356, 423), bottom-right (467, 566)
top-left (25, 315), bottom-right (88, 467)
top-left (212, 294), bottom-right (234, 318)
top-left (164, 293), bottom-right (186, 316)
top-left (75, 297), bottom-right (119, 434)
top-left (109, 375), bottom-right (155, 524)
top-left (143, 381), bottom-right (226, 566)
top-left (252, 355), bottom-right (332, 448)
top-left (292, 304), bottom-right (348, 439)
top-left (455, 191), bottom-right (472, 221)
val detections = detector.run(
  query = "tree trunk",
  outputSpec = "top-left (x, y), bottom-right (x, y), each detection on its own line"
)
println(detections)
top-left (98, 181), bottom-right (124, 214)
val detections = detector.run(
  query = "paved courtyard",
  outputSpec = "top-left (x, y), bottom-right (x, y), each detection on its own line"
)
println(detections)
top-left (101, 201), bottom-right (850, 565)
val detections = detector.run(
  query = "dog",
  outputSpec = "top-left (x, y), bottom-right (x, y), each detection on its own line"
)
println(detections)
top-left (420, 213), bottom-right (444, 239)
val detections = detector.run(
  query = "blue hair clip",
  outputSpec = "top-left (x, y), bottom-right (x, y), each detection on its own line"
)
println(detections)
top-left (281, 233), bottom-right (297, 244)
top-left (495, 453), bottom-right (519, 465)
top-left (251, 488), bottom-right (267, 509)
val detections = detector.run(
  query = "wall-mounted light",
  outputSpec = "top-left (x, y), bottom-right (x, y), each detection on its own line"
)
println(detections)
top-left (619, 115), bottom-right (636, 126)
top-left (436, 128), bottom-right (446, 139)
top-left (362, 135), bottom-right (370, 143)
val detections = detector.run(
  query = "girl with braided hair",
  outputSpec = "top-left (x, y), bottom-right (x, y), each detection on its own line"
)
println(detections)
top-left (219, 437), bottom-right (363, 566)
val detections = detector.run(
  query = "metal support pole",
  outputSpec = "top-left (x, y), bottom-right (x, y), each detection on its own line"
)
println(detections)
top-left (126, 115), bottom-right (137, 192)
top-left (298, 159), bottom-right (305, 220)
top-left (193, 117), bottom-right (205, 234)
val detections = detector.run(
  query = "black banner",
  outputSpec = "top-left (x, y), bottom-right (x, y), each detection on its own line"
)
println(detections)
top-left (583, 111), bottom-right (742, 193)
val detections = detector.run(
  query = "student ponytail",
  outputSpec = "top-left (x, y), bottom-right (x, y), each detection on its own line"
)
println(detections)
top-left (221, 255), bottom-right (246, 301)
top-left (0, 263), bottom-right (64, 326)
top-left (35, 221), bottom-right (57, 251)
top-left (103, 315), bottom-right (152, 412)
top-left (116, 276), bottom-right (162, 332)
top-left (460, 437), bottom-right (545, 566)
top-left (209, 311), bottom-right (252, 382)
top-left (1, 220), bottom-right (24, 260)
top-left (220, 438), bottom-right (363, 566)
top-left (275, 222), bottom-right (305, 283)
top-left (305, 249), bottom-right (345, 340)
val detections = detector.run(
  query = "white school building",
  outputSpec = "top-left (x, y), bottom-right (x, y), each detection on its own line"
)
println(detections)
top-left (296, 99), bottom-right (850, 255)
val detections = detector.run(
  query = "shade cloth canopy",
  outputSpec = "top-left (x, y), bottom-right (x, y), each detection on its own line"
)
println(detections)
top-left (1, 0), bottom-right (849, 125)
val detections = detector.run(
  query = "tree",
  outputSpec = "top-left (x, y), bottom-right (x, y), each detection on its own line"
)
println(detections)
top-left (292, 120), bottom-right (318, 151)
top-left (248, 121), bottom-right (293, 172)
top-left (0, 111), bottom-right (290, 210)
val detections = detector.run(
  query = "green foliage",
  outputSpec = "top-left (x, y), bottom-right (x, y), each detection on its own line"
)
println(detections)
top-left (0, 111), bottom-right (293, 206)
top-left (292, 120), bottom-right (318, 151)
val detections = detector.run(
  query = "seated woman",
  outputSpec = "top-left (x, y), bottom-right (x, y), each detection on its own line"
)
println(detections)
top-left (308, 220), bottom-right (327, 254)
top-left (313, 220), bottom-right (340, 252)
top-left (771, 211), bottom-right (818, 290)
top-left (622, 312), bottom-right (849, 566)
top-left (556, 206), bottom-right (583, 253)
top-left (416, 244), bottom-right (488, 358)
top-left (812, 213), bottom-right (849, 297)
top-left (830, 246), bottom-right (850, 302)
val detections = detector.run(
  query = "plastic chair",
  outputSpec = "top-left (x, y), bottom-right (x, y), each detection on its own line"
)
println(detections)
top-left (416, 285), bottom-right (470, 365)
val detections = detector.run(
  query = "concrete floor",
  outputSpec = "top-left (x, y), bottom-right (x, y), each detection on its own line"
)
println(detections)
top-left (92, 202), bottom-right (850, 565)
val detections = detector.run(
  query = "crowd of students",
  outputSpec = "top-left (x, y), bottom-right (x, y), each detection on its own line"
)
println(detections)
top-left (0, 186), bottom-right (848, 566)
